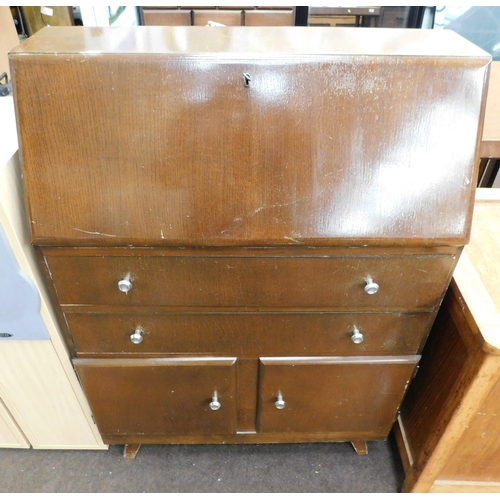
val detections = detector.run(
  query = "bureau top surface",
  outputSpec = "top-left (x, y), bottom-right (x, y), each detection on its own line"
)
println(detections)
top-left (10, 26), bottom-right (490, 59)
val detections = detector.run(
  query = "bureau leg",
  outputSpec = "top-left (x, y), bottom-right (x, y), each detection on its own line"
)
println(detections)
top-left (123, 444), bottom-right (141, 459)
top-left (351, 441), bottom-right (368, 455)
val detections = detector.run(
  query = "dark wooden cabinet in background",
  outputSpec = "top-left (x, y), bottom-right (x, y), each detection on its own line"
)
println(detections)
top-left (140, 6), bottom-right (295, 26)
top-left (10, 27), bottom-right (489, 458)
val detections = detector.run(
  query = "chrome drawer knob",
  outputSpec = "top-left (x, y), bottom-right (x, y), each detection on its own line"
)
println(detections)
top-left (118, 278), bottom-right (132, 293)
top-left (364, 277), bottom-right (379, 295)
top-left (275, 392), bottom-right (286, 410)
top-left (209, 392), bottom-right (221, 411)
top-left (351, 327), bottom-right (364, 344)
top-left (130, 328), bottom-right (143, 345)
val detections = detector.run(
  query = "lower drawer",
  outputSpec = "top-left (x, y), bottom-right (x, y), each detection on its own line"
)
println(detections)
top-left (258, 355), bottom-right (419, 436)
top-left (73, 357), bottom-right (237, 437)
top-left (66, 311), bottom-right (434, 356)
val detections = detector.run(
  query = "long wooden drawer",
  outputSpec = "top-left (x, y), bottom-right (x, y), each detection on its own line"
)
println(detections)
top-left (46, 254), bottom-right (455, 309)
top-left (66, 311), bottom-right (434, 356)
top-left (258, 355), bottom-right (419, 436)
top-left (73, 357), bottom-right (237, 437)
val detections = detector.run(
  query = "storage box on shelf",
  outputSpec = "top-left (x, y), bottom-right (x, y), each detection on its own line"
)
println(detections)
top-left (10, 26), bottom-right (490, 458)
top-left (140, 6), bottom-right (295, 26)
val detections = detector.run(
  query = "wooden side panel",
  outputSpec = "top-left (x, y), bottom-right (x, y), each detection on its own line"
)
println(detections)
top-left (398, 289), bottom-right (473, 470)
top-left (438, 368), bottom-right (500, 482)
top-left (258, 355), bottom-right (419, 436)
top-left (11, 49), bottom-right (487, 246)
top-left (45, 254), bottom-right (455, 309)
top-left (74, 357), bottom-right (237, 437)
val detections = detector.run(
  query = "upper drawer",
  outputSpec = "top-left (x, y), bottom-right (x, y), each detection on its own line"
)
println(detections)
top-left (45, 253), bottom-right (455, 309)
top-left (11, 28), bottom-right (489, 246)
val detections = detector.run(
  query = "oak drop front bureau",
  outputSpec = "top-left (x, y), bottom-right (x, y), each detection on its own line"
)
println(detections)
top-left (10, 27), bottom-right (490, 458)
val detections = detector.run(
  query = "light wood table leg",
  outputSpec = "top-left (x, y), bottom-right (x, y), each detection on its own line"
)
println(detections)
top-left (123, 443), bottom-right (141, 459)
top-left (351, 441), bottom-right (368, 455)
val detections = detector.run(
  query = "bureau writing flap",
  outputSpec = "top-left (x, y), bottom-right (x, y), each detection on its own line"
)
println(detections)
top-left (10, 27), bottom-right (490, 247)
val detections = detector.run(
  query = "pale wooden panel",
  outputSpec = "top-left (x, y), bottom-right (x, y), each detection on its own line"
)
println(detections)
top-left (0, 341), bottom-right (103, 448)
top-left (0, 398), bottom-right (29, 448)
top-left (481, 62), bottom-right (500, 158)
top-left (454, 188), bottom-right (500, 349)
top-left (0, 7), bottom-right (19, 78)
top-left (431, 480), bottom-right (500, 493)
top-left (0, 97), bottom-right (105, 449)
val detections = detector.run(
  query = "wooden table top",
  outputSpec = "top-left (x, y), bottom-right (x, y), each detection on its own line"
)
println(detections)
top-left (453, 188), bottom-right (500, 351)
top-left (481, 61), bottom-right (500, 159)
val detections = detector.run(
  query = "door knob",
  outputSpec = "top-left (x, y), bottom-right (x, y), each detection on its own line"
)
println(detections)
top-left (118, 276), bottom-right (132, 293)
top-left (130, 327), bottom-right (143, 345)
top-left (364, 277), bottom-right (379, 295)
top-left (209, 391), bottom-right (221, 411)
top-left (351, 326), bottom-right (364, 344)
top-left (275, 392), bottom-right (286, 410)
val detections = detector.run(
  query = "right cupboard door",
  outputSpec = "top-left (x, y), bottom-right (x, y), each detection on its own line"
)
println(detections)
top-left (258, 356), bottom-right (419, 437)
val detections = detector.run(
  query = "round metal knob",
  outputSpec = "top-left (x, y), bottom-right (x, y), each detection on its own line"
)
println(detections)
top-left (130, 328), bottom-right (143, 345)
top-left (118, 278), bottom-right (132, 293)
top-left (209, 392), bottom-right (221, 411)
top-left (351, 327), bottom-right (364, 344)
top-left (364, 277), bottom-right (379, 295)
top-left (275, 393), bottom-right (286, 410)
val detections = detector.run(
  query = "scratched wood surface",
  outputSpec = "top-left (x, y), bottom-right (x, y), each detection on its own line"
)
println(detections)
top-left (11, 28), bottom-right (491, 457)
top-left (11, 27), bottom-right (490, 247)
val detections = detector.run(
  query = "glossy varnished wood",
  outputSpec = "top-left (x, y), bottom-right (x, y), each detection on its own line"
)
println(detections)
top-left (11, 28), bottom-right (490, 456)
top-left (44, 253), bottom-right (455, 309)
top-left (74, 357), bottom-right (237, 437)
top-left (65, 311), bottom-right (434, 357)
top-left (258, 356), bottom-right (419, 435)
top-left (11, 27), bottom-right (489, 247)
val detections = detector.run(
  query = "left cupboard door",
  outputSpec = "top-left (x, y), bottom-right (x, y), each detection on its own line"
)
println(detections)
top-left (74, 357), bottom-right (237, 439)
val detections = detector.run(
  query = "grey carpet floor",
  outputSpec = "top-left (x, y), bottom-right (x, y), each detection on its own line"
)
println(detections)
top-left (0, 435), bottom-right (405, 493)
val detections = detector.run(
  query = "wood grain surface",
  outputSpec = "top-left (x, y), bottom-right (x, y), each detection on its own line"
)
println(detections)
top-left (44, 253), bottom-right (455, 309)
top-left (258, 355), bottom-right (419, 434)
top-left (10, 27), bottom-right (489, 246)
top-left (74, 357), bottom-right (237, 436)
top-left (65, 311), bottom-right (434, 356)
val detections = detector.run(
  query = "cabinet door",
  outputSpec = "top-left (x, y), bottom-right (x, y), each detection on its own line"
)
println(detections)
top-left (74, 357), bottom-right (237, 438)
top-left (258, 356), bottom-right (419, 437)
